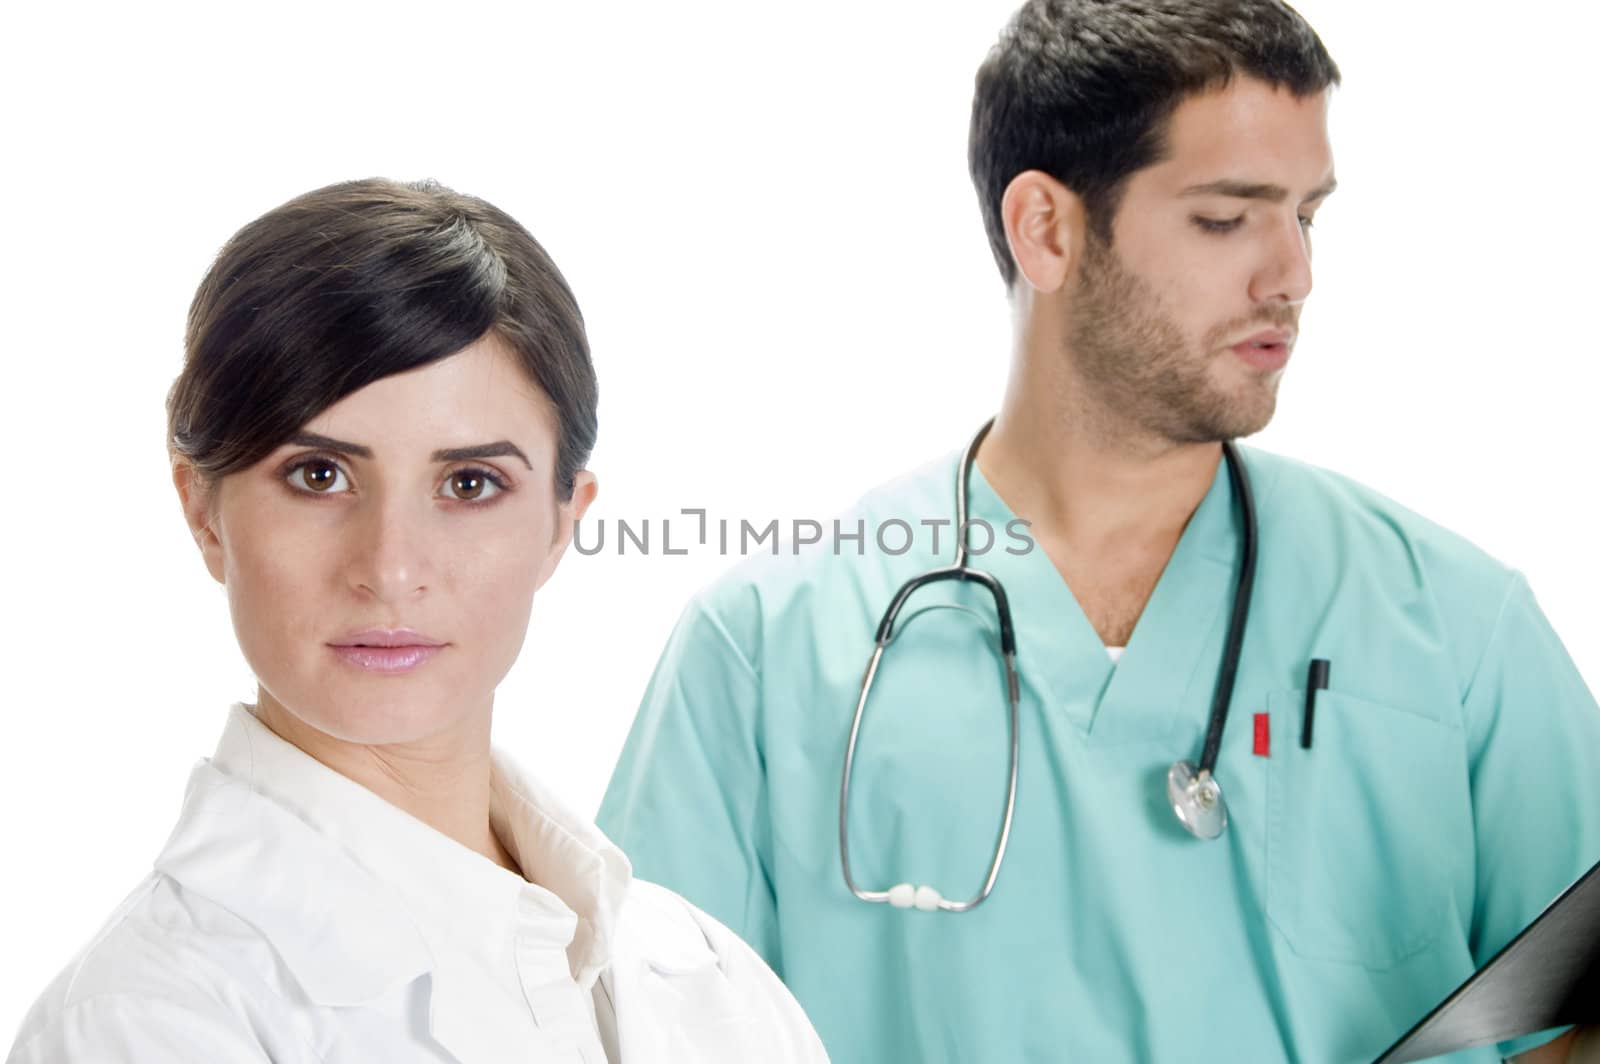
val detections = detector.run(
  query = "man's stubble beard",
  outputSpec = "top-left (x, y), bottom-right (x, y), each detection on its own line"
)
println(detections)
top-left (1066, 234), bottom-right (1289, 446)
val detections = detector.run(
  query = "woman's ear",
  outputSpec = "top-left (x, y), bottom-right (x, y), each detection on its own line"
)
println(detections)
top-left (535, 470), bottom-right (598, 591)
top-left (172, 458), bottom-right (227, 585)
top-left (1001, 169), bottom-right (1088, 294)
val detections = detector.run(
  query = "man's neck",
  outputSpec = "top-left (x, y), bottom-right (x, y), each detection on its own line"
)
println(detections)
top-left (978, 353), bottom-right (1223, 646)
top-left (980, 400), bottom-right (1221, 551)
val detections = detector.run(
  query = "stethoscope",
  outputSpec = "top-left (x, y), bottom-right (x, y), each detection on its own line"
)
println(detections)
top-left (839, 418), bottom-right (1259, 912)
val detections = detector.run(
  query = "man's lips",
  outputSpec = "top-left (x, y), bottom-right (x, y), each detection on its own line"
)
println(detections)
top-left (1230, 328), bottom-right (1295, 371)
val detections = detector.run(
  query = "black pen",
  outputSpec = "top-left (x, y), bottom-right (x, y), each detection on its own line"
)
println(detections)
top-left (1302, 659), bottom-right (1331, 749)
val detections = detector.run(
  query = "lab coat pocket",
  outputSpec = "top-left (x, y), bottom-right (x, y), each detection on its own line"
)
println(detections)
top-left (1265, 688), bottom-right (1470, 969)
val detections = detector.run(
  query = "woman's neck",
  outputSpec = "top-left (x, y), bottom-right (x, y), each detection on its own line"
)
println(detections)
top-left (252, 691), bottom-right (521, 875)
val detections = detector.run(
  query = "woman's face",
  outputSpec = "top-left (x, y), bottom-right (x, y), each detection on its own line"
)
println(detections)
top-left (177, 334), bottom-right (595, 747)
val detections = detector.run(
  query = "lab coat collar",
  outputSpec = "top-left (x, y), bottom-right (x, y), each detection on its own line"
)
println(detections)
top-left (153, 705), bottom-right (634, 1031)
top-left (489, 747), bottom-right (634, 987)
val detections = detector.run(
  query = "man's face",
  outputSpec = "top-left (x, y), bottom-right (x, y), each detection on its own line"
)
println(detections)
top-left (1068, 76), bottom-right (1336, 443)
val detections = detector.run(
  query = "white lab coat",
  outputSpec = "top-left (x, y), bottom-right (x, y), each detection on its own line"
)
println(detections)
top-left (7, 705), bottom-right (828, 1063)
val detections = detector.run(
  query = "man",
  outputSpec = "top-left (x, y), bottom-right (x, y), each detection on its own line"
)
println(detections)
top-left (597, 2), bottom-right (1600, 1061)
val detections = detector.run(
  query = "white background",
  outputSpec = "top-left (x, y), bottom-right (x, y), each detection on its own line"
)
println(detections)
top-left (2, 0), bottom-right (1595, 1038)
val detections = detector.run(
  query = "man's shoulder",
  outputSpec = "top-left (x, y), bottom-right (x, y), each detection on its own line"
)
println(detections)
top-left (1246, 446), bottom-right (1515, 590)
top-left (689, 453), bottom-right (960, 632)
top-left (703, 444), bottom-right (1516, 593)
top-left (682, 446), bottom-right (1527, 669)
top-left (1246, 448), bottom-right (1525, 679)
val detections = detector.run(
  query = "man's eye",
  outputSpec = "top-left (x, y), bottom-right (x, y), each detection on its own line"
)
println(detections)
top-left (1298, 214), bottom-right (1317, 231)
top-left (1193, 215), bottom-right (1244, 234)
top-left (439, 468), bottom-right (506, 503)
top-left (287, 459), bottom-right (350, 494)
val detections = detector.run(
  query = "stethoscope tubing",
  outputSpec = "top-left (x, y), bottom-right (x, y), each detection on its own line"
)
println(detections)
top-left (840, 419), bottom-right (1258, 911)
top-left (1197, 442), bottom-right (1258, 777)
top-left (840, 422), bottom-right (1021, 912)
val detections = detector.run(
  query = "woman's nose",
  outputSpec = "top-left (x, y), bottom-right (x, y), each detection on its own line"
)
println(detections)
top-left (344, 494), bottom-right (434, 603)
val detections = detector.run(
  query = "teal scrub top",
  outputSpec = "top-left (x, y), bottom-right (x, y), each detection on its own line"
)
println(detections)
top-left (597, 447), bottom-right (1600, 1063)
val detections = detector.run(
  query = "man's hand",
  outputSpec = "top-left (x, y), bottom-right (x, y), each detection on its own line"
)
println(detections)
top-left (1512, 1027), bottom-right (1600, 1064)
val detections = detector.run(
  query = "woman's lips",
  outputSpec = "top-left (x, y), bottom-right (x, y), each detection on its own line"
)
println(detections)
top-left (327, 643), bottom-right (444, 674)
top-left (326, 627), bottom-right (445, 673)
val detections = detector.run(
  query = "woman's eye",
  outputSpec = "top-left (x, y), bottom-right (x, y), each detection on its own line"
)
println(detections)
top-left (1298, 214), bottom-right (1317, 231)
top-left (287, 459), bottom-right (350, 494)
top-left (440, 468), bottom-right (506, 503)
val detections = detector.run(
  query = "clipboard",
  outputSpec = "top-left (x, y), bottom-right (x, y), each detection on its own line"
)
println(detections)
top-left (1376, 857), bottom-right (1600, 1062)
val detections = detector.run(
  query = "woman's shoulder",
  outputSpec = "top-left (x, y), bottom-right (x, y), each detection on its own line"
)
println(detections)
top-left (609, 878), bottom-right (830, 1060)
top-left (613, 877), bottom-right (736, 971)
top-left (9, 872), bottom-right (300, 1062)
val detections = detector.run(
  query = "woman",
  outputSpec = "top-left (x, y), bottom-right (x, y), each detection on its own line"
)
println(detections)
top-left (7, 179), bottom-right (827, 1063)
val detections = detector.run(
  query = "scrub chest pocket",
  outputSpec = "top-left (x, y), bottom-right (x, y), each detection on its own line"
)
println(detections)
top-left (1265, 689), bottom-right (1471, 968)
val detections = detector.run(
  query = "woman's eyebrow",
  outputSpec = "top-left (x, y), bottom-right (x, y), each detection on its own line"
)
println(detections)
top-left (287, 433), bottom-right (532, 470)
top-left (289, 432), bottom-right (372, 458)
top-left (431, 442), bottom-right (533, 470)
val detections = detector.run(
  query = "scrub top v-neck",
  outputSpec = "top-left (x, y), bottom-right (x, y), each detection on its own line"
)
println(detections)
top-left (599, 445), bottom-right (1600, 1064)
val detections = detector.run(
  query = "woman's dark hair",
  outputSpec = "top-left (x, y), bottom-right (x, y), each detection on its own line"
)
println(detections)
top-left (969, 0), bottom-right (1340, 287)
top-left (168, 178), bottom-right (597, 499)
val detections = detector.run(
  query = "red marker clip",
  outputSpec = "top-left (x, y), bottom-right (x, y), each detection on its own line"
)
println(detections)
top-left (1253, 712), bottom-right (1270, 757)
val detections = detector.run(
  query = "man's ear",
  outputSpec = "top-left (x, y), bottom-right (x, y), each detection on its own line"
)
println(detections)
top-left (1001, 170), bottom-right (1088, 294)
top-left (172, 457), bottom-right (226, 585)
top-left (535, 470), bottom-right (598, 591)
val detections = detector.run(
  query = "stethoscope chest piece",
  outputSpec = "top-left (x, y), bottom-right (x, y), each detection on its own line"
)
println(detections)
top-left (841, 422), bottom-right (1259, 912)
top-left (1167, 759), bottom-right (1228, 840)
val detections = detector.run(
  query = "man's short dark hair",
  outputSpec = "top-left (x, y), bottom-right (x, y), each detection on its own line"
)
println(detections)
top-left (169, 178), bottom-right (597, 499)
top-left (969, 0), bottom-right (1340, 287)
